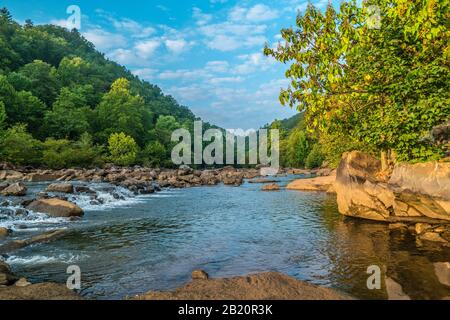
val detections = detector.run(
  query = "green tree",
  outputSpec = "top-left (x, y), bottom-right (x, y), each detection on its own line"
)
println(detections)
top-left (305, 144), bottom-right (325, 169)
top-left (96, 78), bottom-right (149, 145)
top-left (17, 60), bottom-right (59, 106)
top-left (0, 124), bottom-right (42, 165)
top-left (0, 101), bottom-right (6, 129)
top-left (108, 132), bottom-right (139, 166)
top-left (42, 86), bottom-right (92, 139)
top-left (265, 0), bottom-right (449, 166)
top-left (140, 141), bottom-right (167, 167)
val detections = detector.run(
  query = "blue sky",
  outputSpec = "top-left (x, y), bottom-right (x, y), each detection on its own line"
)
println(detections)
top-left (2, 0), bottom-right (331, 130)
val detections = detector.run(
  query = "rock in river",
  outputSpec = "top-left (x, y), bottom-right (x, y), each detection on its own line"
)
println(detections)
top-left (262, 183), bottom-right (280, 191)
top-left (45, 183), bottom-right (74, 194)
top-left (27, 198), bottom-right (84, 218)
top-left (0, 182), bottom-right (27, 196)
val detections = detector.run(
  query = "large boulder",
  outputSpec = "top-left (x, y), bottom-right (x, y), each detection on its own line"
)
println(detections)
top-left (26, 199), bottom-right (84, 218)
top-left (335, 151), bottom-right (394, 221)
top-left (45, 183), bottom-right (74, 194)
top-left (0, 182), bottom-right (27, 196)
top-left (335, 151), bottom-right (450, 223)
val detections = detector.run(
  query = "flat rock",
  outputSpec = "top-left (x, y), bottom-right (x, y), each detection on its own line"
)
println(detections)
top-left (135, 272), bottom-right (353, 300)
top-left (45, 183), bottom-right (74, 194)
top-left (434, 262), bottom-right (450, 287)
top-left (286, 174), bottom-right (335, 192)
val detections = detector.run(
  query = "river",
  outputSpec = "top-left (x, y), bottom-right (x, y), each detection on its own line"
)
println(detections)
top-left (0, 175), bottom-right (449, 299)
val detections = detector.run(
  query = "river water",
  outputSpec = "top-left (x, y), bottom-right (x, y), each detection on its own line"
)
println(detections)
top-left (0, 175), bottom-right (449, 299)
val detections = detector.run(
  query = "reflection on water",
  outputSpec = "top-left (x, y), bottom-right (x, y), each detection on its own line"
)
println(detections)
top-left (1, 176), bottom-right (449, 299)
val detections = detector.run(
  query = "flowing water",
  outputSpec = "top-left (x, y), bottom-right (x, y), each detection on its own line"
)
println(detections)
top-left (1, 175), bottom-right (449, 300)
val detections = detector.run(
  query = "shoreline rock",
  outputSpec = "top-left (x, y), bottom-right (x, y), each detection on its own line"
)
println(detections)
top-left (134, 271), bottom-right (353, 300)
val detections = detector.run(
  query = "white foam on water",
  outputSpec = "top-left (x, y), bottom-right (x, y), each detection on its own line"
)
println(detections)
top-left (5, 253), bottom-right (88, 266)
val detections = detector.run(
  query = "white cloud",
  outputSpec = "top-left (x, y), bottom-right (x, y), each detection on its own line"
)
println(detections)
top-left (199, 22), bottom-right (267, 51)
top-left (132, 68), bottom-right (159, 80)
top-left (233, 52), bottom-right (275, 75)
top-left (193, 8), bottom-right (213, 26)
top-left (165, 39), bottom-right (190, 54)
top-left (135, 39), bottom-right (161, 58)
top-left (205, 61), bottom-right (229, 73)
top-left (210, 76), bottom-right (244, 84)
top-left (229, 4), bottom-right (279, 22)
top-left (82, 29), bottom-right (127, 51)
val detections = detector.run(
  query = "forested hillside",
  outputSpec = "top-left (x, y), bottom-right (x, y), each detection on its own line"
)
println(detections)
top-left (0, 8), bottom-right (213, 168)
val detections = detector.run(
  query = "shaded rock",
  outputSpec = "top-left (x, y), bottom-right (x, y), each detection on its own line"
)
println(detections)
top-left (0, 283), bottom-right (83, 300)
top-left (27, 199), bottom-right (84, 218)
top-left (27, 173), bottom-right (61, 182)
top-left (287, 174), bottom-right (336, 192)
top-left (0, 182), bottom-right (9, 192)
top-left (335, 151), bottom-right (389, 221)
top-left (385, 277), bottom-right (411, 300)
top-left (0, 272), bottom-right (18, 286)
top-left (75, 186), bottom-right (96, 194)
top-left (192, 270), bottom-right (209, 280)
top-left (45, 183), bottom-right (74, 194)
top-left (262, 184), bottom-right (280, 191)
top-left (0, 261), bottom-right (11, 274)
top-left (434, 262), bottom-right (450, 287)
top-left (135, 272), bottom-right (353, 300)
top-left (0, 182), bottom-right (27, 196)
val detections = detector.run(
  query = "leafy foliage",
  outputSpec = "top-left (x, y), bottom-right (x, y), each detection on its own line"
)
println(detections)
top-left (265, 0), bottom-right (449, 165)
top-left (108, 132), bottom-right (139, 166)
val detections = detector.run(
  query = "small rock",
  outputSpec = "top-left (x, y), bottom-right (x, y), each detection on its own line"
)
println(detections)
top-left (192, 270), bottom-right (209, 280)
top-left (45, 183), bottom-right (74, 194)
top-left (262, 184), bottom-right (280, 191)
top-left (0, 182), bottom-right (27, 196)
top-left (0, 272), bottom-right (18, 286)
top-left (15, 277), bottom-right (31, 287)
top-left (0, 261), bottom-right (11, 274)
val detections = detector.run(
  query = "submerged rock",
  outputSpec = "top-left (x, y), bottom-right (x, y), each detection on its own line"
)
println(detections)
top-left (0, 227), bottom-right (11, 238)
top-left (27, 199), bottom-right (84, 218)
top-left (0, 182), bottom-right (27, 196)
top-left (135, 272), bottom-right (353, 300)
top-left (0, 229), bottom-right (66, 254)
top-left (262, 183), bottom-right (280, 191)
